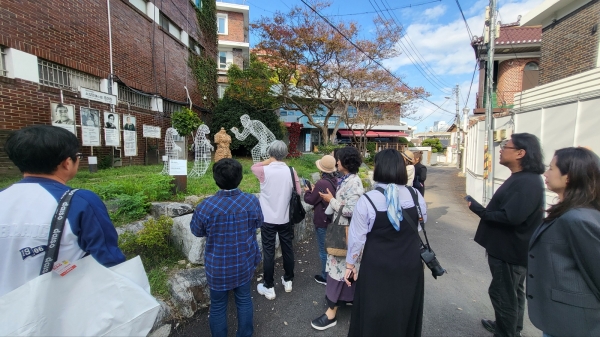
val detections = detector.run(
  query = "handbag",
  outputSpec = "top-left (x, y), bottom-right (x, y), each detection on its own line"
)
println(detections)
top-left (288, 167), bottom-right (306, 224)
top-left (0, 189), bottom-right (160, 336)
top-left (325, 205), bottom-right (349, 257)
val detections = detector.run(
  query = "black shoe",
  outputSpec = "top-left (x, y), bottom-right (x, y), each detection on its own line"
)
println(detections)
top-left (311, 314), bottom-right (337, 330)
top-left (481, 319), bottom-right (522, 337)
top-left (481, 319), bottom-right (496, 333)
top-left (314, 275), bottom-right (327, 285)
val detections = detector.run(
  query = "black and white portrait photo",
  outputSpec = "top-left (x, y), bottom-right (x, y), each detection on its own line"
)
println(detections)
top-left (123, 115), bottom-right (136, 131)
top-left (50, 103), bottom-right (76, 134)
top-left (80, 107), bottom-right (100, 128)
top-left (105, 112), bottom-right (118, 129)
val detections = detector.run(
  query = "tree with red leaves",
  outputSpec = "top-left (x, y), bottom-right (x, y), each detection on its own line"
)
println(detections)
top-left (286, 122), bottom-right (303, 158)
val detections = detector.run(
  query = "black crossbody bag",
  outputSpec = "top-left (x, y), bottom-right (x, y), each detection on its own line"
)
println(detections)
top-left (40, 189), bottom-right (79, 275)
top-left (288, 167), bottom-right (306, 224)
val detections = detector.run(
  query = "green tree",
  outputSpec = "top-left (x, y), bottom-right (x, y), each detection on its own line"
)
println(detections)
top-left (171, 107), bottom-right (202, 138)
top-left (422, 138), bottom-right (444, 153)
top-left (399, 137), bottom-right (415, 147)
top-left (226, 53), bottom-right (281, 111)
top-left (211, 96), bottom-right (283, 156)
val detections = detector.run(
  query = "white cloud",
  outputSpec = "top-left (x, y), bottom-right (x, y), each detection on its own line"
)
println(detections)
top-left (422, 4), bottom-right (447, 20)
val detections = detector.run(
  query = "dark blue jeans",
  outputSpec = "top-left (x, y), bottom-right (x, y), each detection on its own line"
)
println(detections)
top-left (209, 281), bottom-right (253, 337)
top-left (315, 227), bottom-right (327, 279)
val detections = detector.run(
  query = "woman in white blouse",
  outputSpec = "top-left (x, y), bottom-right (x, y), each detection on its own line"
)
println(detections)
top-left (345, 148), bottom-right (427, 336)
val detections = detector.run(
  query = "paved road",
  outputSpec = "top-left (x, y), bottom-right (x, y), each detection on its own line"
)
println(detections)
top-left (171, 166), bottom-right (540, 336)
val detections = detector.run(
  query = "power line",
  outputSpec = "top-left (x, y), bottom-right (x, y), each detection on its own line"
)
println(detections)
top-left (413, 99), bottom-right (451, 126)
top-left (464, 61), bottom-right (478, 108)
top-left (298, 0), bottom-right (455, 114)
top-left (454, 0), bottom-right (474, 41)
top-left (327, 0), bottom-right (442, 17)
top-left (379, 0), bottom-right (453, 89)
top-left (368, 0), bottom-right (452, 95)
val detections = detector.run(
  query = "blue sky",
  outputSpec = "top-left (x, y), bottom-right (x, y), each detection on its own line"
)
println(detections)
top-left (245, 0), bottom-right (544, 132)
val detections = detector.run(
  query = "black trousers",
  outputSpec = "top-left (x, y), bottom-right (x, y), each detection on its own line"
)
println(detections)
top-left (487, 254), bottom-right (526, 337)
top-left (261, 222), bottom-right (295, 288)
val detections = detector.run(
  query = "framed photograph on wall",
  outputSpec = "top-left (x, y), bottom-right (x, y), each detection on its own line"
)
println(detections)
top-left (50, 102), bottom-right (76, 134)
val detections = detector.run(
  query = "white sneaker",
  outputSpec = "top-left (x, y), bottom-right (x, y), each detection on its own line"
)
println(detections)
top-left (257, 283), bottom-right (276, 300)
top-left (281, 276), bottom-right (293, 292)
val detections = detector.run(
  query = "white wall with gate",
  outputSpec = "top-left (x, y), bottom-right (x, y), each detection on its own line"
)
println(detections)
top-left (465, 67), bottom-right (600, 206)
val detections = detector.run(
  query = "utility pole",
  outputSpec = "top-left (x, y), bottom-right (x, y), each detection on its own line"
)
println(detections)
top-left (462, 107), bottom-right (469, 173)
top-left (454, 84), bottom-right (461, 169)
top-left (484, 0), bottom-right (496, 204)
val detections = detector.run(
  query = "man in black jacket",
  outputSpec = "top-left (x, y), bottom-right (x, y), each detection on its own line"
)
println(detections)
top-left (467, 133), bottom-right (545, 337)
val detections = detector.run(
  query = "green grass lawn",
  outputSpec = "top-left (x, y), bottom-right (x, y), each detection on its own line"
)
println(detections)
top-left (0, 154), bottom-right (323, 202)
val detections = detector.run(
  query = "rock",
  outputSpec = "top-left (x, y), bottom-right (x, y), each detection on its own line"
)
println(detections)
top-left (148, 324), bottom-right (171, 337)
top-left (150, 202), bottom-right (194, 218)
top-left (115, 220), bottom-right (145, 236)
top-left (170, 214), bottom-right (206, 264)
top-left (168, 268), bottom-right (210, 318)
top-left (151, 300), bottom-right (172, 332)
top-left (183, 195), bottom-right (203, 207)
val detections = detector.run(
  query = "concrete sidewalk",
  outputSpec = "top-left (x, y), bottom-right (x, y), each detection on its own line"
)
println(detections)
top-left (170, 166), bottom-right (540, 336)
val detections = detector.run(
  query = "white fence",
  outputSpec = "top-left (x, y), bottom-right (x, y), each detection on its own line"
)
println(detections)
top-left (465, 67), bottom-right (600, 206)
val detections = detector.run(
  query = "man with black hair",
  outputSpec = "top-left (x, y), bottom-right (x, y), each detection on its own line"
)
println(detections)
top-left (190, 158), bottom-right (263, 337)
top-left (0, 125), bottom-right (125, 297)
top-left (105, 114), bottom-right (117, 129)
top-left (467, 133), bottom-right (545, 337)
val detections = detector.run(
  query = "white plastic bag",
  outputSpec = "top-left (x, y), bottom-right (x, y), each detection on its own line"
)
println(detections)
top-left (0, 256), bottom-right (160, 336)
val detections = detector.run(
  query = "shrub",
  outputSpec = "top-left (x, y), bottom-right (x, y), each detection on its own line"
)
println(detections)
top-left (109, 192), bottom-right (150, 225)
top-left (118, 216), bottom-right (182, 269)
top-left (316, 144), bottom-right (344, 155)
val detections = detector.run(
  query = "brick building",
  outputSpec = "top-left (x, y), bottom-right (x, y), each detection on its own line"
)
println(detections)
top-left (521, 0), bottom-right (600, 84)
top-left (216, 1), bottom-right (249, 98)
top-left (471, 22), bottom-right (542, 114)
top-left (0, 0), bottom-right (217, 175)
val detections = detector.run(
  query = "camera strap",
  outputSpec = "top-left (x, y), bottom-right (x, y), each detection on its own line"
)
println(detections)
top-left (39, 188), bottom-right (79, 275)
top-left (405, 186), bottom-right (433, 250)
top-left (374, 187), bottom-right (431, 249)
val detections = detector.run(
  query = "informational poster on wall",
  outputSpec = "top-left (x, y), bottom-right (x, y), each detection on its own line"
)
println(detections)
top-left (80, 107), bottom-right (101, 146)
top-left (104, 111), bottom-right (120, 147)
top-left (123, 115), bottom-right (137, 156)
top-left (50, 102), bottom-right (76, 135)
top-left (143, 125), bottom-right (161, 139)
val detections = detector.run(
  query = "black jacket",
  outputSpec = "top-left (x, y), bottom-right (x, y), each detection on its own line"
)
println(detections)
top-left (469, 171), bottom-right (544, 266)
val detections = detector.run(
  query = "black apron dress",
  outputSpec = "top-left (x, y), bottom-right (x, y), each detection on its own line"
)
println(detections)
top-left (348, 193), bottom-right (424, 337)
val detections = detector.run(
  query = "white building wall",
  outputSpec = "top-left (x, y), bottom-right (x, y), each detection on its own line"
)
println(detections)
top-left (465, 67), bottom-right (600, 207)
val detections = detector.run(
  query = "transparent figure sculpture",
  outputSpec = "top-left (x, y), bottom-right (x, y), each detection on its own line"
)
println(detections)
top-left (189, 124), bottom-right (213, 178)
top-left (230, 114), bottom-right (277, 163)
top-left (161, 127), bottom-right (182, 175)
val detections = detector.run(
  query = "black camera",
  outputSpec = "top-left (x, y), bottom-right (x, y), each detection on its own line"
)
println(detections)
top-left (420, 246), bottom-right (446, 279)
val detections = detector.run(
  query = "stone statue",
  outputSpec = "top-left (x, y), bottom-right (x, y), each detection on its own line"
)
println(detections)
top-left (189, 124), bottom-right (213, 178)
top-left (230, 114), bottom-right (276, 163)
top-left (214, 127), bottom-right (232, 162)
top-left (161, 127), bottom-right (182, 175)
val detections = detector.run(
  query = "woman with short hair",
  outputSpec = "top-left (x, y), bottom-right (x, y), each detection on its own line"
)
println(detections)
top-left (346, 148), bottom-right (427, 336)
top-left (310, 147), bottom-right (364, 331)
top-left (252, 140), bottom-right (301, 300)
top-left (527, 147), bottom-right (600, 337)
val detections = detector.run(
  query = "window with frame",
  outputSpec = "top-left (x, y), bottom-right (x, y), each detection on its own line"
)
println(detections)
top-left (194, 0), bottom-right (202, 8)
top-left (159, 13), bottom-right (181, 40)
top-left (129, 0), bottom-right (147, 14)
top-left (347, 106), bottom-right (357, 118)
top-left (189, 38), bottom-right (202, 55)
top-left (218, 51), bottom-right (230, 69)
top-left (118, 85), bottom-right (152, 110)
top-left (217, 84), bottom-right (228, 99)
top-left (163, 100), bottom-right (185, 115)
top-left (38, 59), bottom-right (100, 91)
top-left (0, 46), bottom-right (7, 77)
top-left (374, 107), bottom-right (382, 119)
top-left (217, 14), bottom-right (228, 35)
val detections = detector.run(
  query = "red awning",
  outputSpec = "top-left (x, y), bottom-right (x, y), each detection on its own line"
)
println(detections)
top-left (338, 130), bottom-right (408, 138)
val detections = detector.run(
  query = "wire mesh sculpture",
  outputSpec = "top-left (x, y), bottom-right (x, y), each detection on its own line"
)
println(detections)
top-left (214, 127), bottom-right (232, 162)
top-left (161, 127), bottom-right (182, 175)
top-left (230, 114), bottom-right (277, 163)
top-left (189, 124), bottom-right (213, 178)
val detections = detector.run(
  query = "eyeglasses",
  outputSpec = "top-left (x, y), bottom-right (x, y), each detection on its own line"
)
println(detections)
top-left (501, 145), bottom-right (519, 150)
top-left (75, 153), bottom-right (84, 160)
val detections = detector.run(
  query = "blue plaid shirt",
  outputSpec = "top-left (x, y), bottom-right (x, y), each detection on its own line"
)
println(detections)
top-left (190, 189), bottom-right (263, 291)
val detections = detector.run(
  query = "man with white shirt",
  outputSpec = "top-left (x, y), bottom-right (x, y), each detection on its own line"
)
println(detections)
top-left (0, 125), bottom-right (125, 297)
